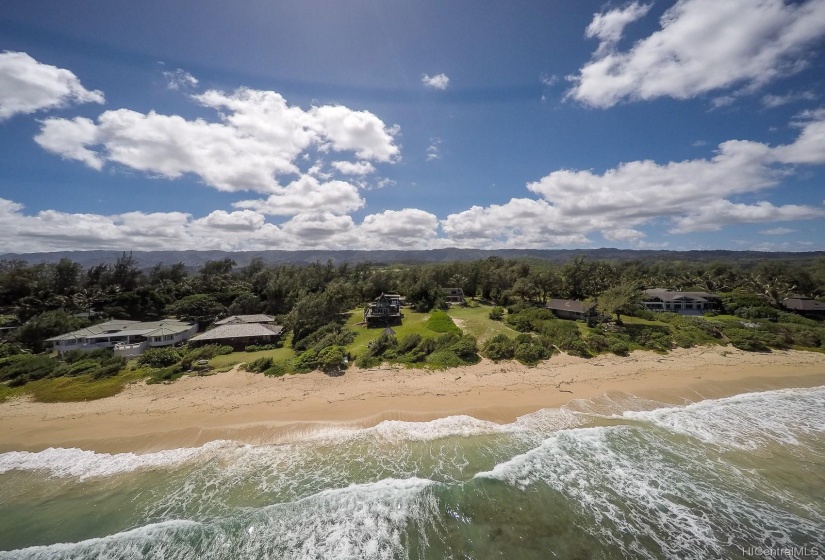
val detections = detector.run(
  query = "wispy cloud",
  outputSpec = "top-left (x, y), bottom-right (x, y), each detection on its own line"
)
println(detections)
top-left (163, 68), bottom-right (198, 90)
top-left (759, 226), bottom-right (796, 235)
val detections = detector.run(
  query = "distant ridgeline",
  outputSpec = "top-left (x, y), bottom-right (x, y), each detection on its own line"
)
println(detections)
top-left (2, 248), bottom-right (824, 269)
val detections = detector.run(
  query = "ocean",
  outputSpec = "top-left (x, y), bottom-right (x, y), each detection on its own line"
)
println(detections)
top-left (1, 385), bottom-right (823, 559)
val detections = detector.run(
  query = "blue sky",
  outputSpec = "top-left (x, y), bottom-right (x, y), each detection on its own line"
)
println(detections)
top-left (1, 0), bottom-right (824, 253)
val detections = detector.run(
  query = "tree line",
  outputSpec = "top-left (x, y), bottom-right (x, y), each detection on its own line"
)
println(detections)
top-left (1, 252), bottom-right (823, 354)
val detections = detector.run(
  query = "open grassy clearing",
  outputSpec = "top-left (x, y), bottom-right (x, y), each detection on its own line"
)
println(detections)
top-left (343, 308), bottom-right (436, 357)
top-left (446, 303), bottom-right (518, 343)
top-left (1, 366), bottom-right (148, 403)
top-left (208, 334), bottom-right (294, 369)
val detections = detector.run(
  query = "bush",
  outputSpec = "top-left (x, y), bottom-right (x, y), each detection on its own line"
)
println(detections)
top-left (488, 307), bottom-right (505, 321)
top-left (263, 363), bottom-right (288, 377)
top-left (514, 342), bottom-right (550, 366)
top-left (245, 344), bottom-right (278, 352)
top-left (293, 349), bottom-right (319, 372)
top-left (426, 310), bottom-right (461, 334)
top-left (318, 345), bottom-right (347, 372)
top-left (424, 349), bottom-right (464, 369)
top-left (396, 333), bottom-right (422, 354)
top-left (293, 323), bottom-right (356, 352)
top-left (609, 341), bottom-right (630, 356)
top-left (725, 329), bottom-right (770, 352)
top-left (450, 335), bottom-right (478, 360)
top-left (1, 354), bottom-right (59, 385)
top-left (138, 347), bottom-right (182, 368)
top-left (243, 356), bottom-right (274, 373)
top-left (735, 306), bottom-right (779, 321)
top-left (586, 334), bottom-right (610, 353)
top-left (563, 338), bottom-right (591, 358)
top-left (482, 334), bottom-right (516, 361)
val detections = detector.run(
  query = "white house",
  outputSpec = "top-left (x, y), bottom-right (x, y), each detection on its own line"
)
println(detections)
top-left (642, 289), bottom-right (719, 315)
top-left (46, 319), bottom-right (198, 357)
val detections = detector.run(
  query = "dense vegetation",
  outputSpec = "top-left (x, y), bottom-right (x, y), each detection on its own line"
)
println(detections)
top-left (1, 252), bottom-right (823, 401)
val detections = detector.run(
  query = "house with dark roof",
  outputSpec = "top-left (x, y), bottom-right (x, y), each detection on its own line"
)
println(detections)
top-left (642, 289), bottom-right (719, 315)
top-left (782, 297), bottom-right (825, 319)
top-left (364, 293), bottom-right (403, 326)
top-left (545, 299), bottom-right (597, 321)
top-left (189, 322), bottom-right (284, 348)
top-left (46, 319), bottom-right (198, 357)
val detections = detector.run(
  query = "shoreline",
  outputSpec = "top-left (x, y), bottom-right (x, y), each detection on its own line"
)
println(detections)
top-left (1, 346), bottom-right (824, 454)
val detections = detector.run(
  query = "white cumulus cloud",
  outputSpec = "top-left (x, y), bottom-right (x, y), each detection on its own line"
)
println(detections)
top-left (34, 87), bottom-right (400, 193)
top-left (0, 51), bottom-right (104, 120)
top-left (568, 0), bottom-right (825, 108)
top-left (422, 73), bottom-right (450, 90)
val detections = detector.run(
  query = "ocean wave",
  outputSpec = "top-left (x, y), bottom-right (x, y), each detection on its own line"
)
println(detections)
top-left (622, 385), bottom-right (825, 450)
top-left (0, 478), bottom-right (439, 560)
top-left (475, 421), bottom-right (825, 559)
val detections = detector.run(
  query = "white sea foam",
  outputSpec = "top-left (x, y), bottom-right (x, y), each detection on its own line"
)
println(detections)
top-left (476, 417), bottom-right (825, 559)
top-left (0, 440), bottom-right (242, 480)
top-left (622, 385), bottom-right (825, 450)
top-left (1, 478), bottom-right (439, 560)
top-left (0, 409), bottom-right (581, 482)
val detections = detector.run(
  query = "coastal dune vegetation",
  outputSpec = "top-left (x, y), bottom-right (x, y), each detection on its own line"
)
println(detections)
top-left (0, 252), bottom-right (823, 402)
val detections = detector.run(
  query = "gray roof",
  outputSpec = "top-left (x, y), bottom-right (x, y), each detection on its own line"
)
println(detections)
top-left (190, 323), bottom-right (284, 342)
top-left (644, 289), bottom-right (716, 303)
top-left (546, 299), bottom-right (595, 314)
top-left (214, 314), bottom-right (274, 325)
top-left (46, 319), bottom-right (194, 342)
top-left (783, 298), bottom-right (825, 312)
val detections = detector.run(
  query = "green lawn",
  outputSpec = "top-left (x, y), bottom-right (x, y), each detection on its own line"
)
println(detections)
top-left (208, 334), bottom-right (295, 370)
top-left (446, 303), bottom-right (518, 343)
top-left (343, 308), bottom-right (436, 357)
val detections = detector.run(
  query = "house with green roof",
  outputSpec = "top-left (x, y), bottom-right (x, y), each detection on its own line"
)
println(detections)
top-left (46, 319), bottom-right (198, 357)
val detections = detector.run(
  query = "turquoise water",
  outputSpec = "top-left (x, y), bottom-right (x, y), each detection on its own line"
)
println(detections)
top-left (1, 385), bottom-right (823, 559)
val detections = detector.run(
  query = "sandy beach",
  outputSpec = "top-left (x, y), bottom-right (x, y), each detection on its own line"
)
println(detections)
top-left (2, 346), bottom-right (824, 453)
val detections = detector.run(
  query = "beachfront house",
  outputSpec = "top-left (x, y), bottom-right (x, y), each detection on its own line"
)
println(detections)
top-left (441, 287), bottom-right (466, 305)
top-left (188, 322), bottom-right (284, 349)
top-left (545, 299), bottom-right (597, 321)
top-left (642, 289), bottom-right (719, 315)
top-left (47, 319), bottom-right (198, 357)
top-left (782, 297), bottom-right (825, 320)
top-left (364, 293), bottom-right (403, 326)
top-left (214, 314), bottom-right (276, 326)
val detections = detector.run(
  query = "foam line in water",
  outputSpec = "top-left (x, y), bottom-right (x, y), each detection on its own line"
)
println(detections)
top-left (1, 478), bottom-right (439, 560)
top-left (475, 421), bottom-right (825, 559)
top-left (0, 440), bottom-right (242, 480)
top-left (622, 385), bottom-right (825, 449)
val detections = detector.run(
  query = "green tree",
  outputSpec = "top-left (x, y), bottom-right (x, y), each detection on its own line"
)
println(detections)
top-left (596, 283), bottom-right (643, 325)
top-left (167, 294), bottom-right (225, 326)
top-left (12, 310), bottom-right (91, 353)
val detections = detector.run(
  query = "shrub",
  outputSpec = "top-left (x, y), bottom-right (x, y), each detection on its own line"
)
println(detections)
top-left (424, 349), bottom-right (464, 369)
top-left (263, 363), bottom-right (288, 377)
top-left (243, 356), bottom-right (274, 373)
top-left (514, 342), bottom-right (550, 366)
top-left (586, 333), bottom-right (610, 353)
top-left (245, 344), bottom-right (278, 352)
top-left (725, 329), bottom-right (770, 352)
top-left (488, 307), bottom-right (505, 321)
top-left (355, 354), bottom-right (381, 369)
top-left (734, 306), bottom-right (779, 321)
top-left (396, 333), bottom-right (422, 354)
top-left (1, 354), bottom-right (59, 385)
top-left (609, 341), bottom-right (630, 356)
top-left (293, 349), bottom-right (320, 372)
top-left (450, 335), bottom-right (478, 360)
top-left (0, 343), bottom-right (24, 358)
top-left (293, 323), bottom-right (356, 352)
top-left (563, 338), bottom-right (591, 358)
top-left (482, 334), bottom-right (516, 361)
top-left (138, 347), bottom-right (182, 368)
top-left (317, 345), bottom-right (347, 372)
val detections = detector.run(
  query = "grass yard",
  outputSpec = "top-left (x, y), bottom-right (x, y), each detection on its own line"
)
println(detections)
top-left (343, 308), bottom-right (436, 357)
top-left (208, 334), bottom-right (295, 370)
top-left (446, 303), bottom-right (518, 343)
